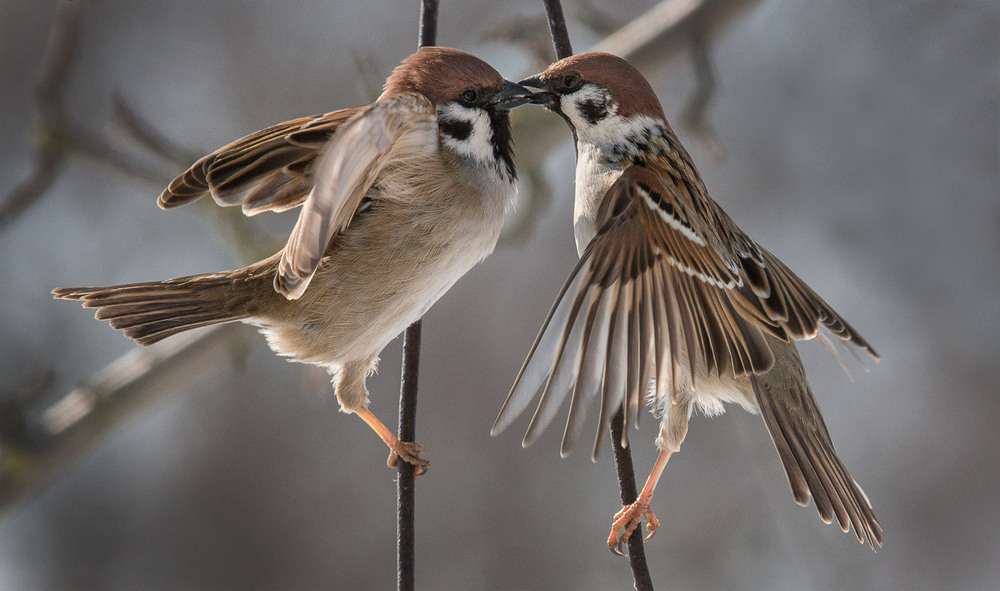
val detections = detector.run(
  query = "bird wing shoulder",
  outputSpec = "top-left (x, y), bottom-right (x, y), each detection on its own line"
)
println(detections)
top-left (274, 93), bottom-right (438, 299)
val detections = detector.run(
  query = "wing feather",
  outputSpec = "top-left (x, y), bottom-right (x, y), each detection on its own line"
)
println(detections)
top-left (494, 166), bottom-right (776, 454)
top-left (521, 280), bottom-right (592, 447)
top-left (559, 282), bottom-right (614, 456)
top-left (496, 163), bottom-right (876, 460)
top-left (591, 282), bottom-right (630, 460)
top-left (274, 93), bottom-right (438, 299)
top-left (158, 107), bottom-right (366, 212)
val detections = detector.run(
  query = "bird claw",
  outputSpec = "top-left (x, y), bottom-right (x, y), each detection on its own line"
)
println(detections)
top-left (608, 499), bottom-right (659, 556)
top-left (386, 440), bottom-right (429, 477)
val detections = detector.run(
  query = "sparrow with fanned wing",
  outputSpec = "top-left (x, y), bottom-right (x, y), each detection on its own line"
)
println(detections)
top-left (494, 52), bottom-right (881, 553)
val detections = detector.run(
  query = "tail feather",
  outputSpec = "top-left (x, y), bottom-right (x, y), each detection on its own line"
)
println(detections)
top-left (53, 272), bottom-right (254, 346)
top-left (751, 337), bottom-right (883, 550)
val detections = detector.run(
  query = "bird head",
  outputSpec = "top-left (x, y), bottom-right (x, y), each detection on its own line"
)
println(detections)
top-left (382, 47), bottom-right (532, 180)
top-left (518, 52), bottom-right (667, 147)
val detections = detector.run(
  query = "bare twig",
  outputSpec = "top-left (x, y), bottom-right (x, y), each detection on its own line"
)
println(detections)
top-left (0, 1), bottom-right (275, 515)
top-left (0, 0), bottom-right (175, 231)
top-left (112, 94), bottom-right (201, 167)
top-left (0, 151), bottom-right (63, 228)
top-left (0, 0), bottom-right (80, 229)
top-left (111, 93), bottom-right (279, 262)
top-left (593, 0), bottom-right (759, 66)
top-left (396, 320), bottom-right (421, 591)
top-left (417, 0), bottom-right (439, 49)
top-left (542, 0), bottom-right (574, 60)
top-left (610, 413), bottom-right (655, 589)
top-left (58, 121), bottom-right (172, 186)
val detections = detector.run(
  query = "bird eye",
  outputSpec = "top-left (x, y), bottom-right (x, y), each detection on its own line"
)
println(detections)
top-left (562, 73), bottom-right (581, 91)
top-left (460, 89), bottom-right (478, 104)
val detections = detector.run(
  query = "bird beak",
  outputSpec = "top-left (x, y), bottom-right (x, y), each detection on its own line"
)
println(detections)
top-left (490, 80), bottom-right (534, 110)
top-left (516, 74), bottom-right (555, 106)
top-left (517, 74), bottom-right (545, 89)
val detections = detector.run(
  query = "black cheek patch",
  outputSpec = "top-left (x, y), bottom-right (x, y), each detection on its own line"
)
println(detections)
top-left (439, 118), bottom-right (472, 141)
top-left (578, 98), bottom-right (608, 125)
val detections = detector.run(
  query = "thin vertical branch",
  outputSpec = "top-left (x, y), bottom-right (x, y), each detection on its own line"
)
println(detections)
top-left (540, 1), bottom-right (654, 588)
top-left (610, 412), bottom-right (655, 589)
top-left (417, 0), bottom-right (439, 49)
top-left (542, 0), bottom-right (573, 59)
top-left (397, 321), bottom-right (421, 591)
top-left (397, 6), bottom-right (438, 591)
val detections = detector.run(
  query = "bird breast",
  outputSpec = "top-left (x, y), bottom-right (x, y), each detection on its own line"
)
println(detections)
top-left (573, 142), bottom-right (623, 253)
top-left (259, 153), bottom-right (514, 367)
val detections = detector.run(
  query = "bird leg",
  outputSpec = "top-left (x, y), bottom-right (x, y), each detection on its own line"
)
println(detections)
top-left (355, 408), bottom-right (429, 475)
top-left (608, 448), bottom-right (672, 555)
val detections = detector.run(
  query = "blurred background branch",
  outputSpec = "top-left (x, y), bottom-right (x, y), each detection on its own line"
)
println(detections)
top-left (0, 324), bottom-right (256, 517)
top-left (0, 0), bottom-right (166, 231)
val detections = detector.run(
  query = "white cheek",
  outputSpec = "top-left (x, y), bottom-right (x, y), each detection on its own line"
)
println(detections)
top-left (437, 103), bottom-right (495, 166)
top-left (562, 87), bottom-right (662, 152)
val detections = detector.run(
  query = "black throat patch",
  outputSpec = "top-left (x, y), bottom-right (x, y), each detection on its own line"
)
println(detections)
top-left (488, 110), bottom-right (517, 181)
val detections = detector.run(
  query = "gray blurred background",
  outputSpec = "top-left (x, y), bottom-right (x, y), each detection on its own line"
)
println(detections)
top-left (1, 0), bottom-right (997, 589)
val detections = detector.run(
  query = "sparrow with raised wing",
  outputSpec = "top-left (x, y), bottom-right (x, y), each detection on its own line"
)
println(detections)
top-left (55, 47), bottom-right (533, 474)
top-left (493, 52), bottom-right (881, 553)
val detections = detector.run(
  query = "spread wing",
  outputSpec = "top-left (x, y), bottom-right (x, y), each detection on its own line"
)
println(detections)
top-left (158, 106), bottom-right (366, 215)
top-left (713, 208), bottom-right (878, 357)
top-left (494, 164), bottom-right (877, 460)
top-left (274, 92), bottom-right (439, 299)
top-left (494, 166), bottom-right (779, 459)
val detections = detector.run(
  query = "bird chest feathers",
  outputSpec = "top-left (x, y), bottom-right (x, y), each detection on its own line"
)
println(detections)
top-left (573, 142), bottom-right (623, 252)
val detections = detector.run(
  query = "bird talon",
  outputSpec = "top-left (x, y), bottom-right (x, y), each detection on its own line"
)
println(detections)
top-left (387, 440), bottom-right (429, 476)
top-left (612, 539), bottom-right (627, 557)
top-left (607, 499), bottom-right (659, 556)
top-left (643, 511), bottom-right (660, 542)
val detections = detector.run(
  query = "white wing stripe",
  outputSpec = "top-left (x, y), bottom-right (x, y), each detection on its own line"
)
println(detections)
top-left (640, 186), bottom-right (705, 246)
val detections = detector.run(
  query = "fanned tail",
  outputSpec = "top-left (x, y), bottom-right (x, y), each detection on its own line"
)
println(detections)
top-left (53, 271), bottom-right (255, 346)
top-left (752, 337), bottom-right (882, 550)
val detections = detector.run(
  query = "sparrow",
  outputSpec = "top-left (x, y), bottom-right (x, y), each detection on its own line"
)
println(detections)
top-left (54, 47), bottom-right (533, 475)
top-left (493, 52), bottom-right (882, 553)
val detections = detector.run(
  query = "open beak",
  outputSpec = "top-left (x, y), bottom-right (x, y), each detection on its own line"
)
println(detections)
top-left (517, 74), bottom-right (555, 106)
top-left (490, 80), bottom-right (534, 110)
